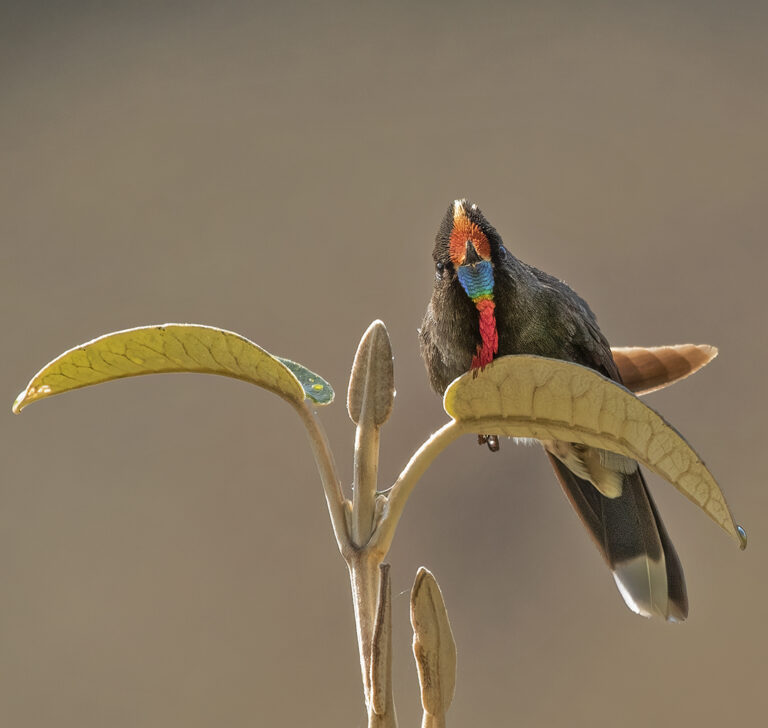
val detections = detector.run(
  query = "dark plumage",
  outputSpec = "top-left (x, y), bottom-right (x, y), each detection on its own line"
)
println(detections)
top-left (419, 199), bottom-right (688, 621)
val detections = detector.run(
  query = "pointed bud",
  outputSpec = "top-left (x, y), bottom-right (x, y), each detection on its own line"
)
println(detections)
top-left (347, 320), bottom-right (394, 426)
top-left (411, 567), bottom-right (457, 720)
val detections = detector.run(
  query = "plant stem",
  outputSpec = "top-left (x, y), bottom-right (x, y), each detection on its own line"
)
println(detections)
top-left (370, 564), bottom-right (393, 718)
top-left (348, 555), bottom-right (397, 728)
top-left (293, 400), bottom-right (350, 551)
top-left (353, 421), bottom-right (379, 545)
top-left (348, 553), bottom-right (379, 694)
top-left (372, 420), bottom-right (464, 556)
top-left (422, 714), bottom-right (446, 728)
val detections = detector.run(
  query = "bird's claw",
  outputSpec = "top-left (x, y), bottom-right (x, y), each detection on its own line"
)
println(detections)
top-left (477, 434), bottom-right (500, 452)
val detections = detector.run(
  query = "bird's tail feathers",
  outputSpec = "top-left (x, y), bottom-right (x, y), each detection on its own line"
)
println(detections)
top-left (546, 453), bottom-right (688, 622)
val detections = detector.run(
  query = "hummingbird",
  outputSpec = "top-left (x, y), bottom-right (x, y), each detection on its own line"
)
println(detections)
top-left (419, 199), bottom-right (688, 621)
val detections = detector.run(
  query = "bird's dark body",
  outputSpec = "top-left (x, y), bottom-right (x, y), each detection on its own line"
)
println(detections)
top-left (419, 200), bottom-right (688, 621)
top-left (421, 255), bottom-right (618, 392)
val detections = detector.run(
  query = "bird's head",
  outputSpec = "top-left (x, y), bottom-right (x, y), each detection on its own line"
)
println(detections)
top-left (432, 199), bottom-right (502, 368)
top-left (433, 198), bottom-right (505, 293)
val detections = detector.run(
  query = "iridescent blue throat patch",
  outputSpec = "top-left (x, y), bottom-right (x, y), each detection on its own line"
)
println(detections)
top-left (457, 260), bottom-right (495, 301)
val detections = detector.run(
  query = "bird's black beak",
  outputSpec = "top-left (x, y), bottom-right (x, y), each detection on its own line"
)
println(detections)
top-left (463, 240), bottom-right (482, 267)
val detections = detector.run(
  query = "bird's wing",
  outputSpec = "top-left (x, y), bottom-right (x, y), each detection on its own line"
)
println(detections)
top-left (531, 268), bottom-right (623, 382)
top-left (546, 452), bottom-right (688, 621)
top-left (571, 305), bottom-right (623, 382)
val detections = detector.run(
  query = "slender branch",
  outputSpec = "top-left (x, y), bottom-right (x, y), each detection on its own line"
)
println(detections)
top-left (371, 420), bottom-right (464, 556)
top-left (292, 399), bottom-right (351, 552)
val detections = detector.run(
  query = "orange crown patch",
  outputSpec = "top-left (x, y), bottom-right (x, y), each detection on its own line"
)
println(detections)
top-left (449, 201), bottom-right (491, 266)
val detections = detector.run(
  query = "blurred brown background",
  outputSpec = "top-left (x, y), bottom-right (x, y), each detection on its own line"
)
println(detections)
top-left (2, 1), bottom-right (766, 725)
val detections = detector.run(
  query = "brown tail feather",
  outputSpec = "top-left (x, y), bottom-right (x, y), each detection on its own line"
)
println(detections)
top-left (611, 344), bottom-right (717, 395)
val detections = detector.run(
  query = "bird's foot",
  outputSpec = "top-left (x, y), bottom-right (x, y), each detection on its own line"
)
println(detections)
top-left (477, 434), bottom-right (500, 452)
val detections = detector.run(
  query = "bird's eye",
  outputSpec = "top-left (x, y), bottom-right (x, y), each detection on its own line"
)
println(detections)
top-left (498, 245), bottom-right (507, 260)
top-left (435, 260), bottom-right (452, 280)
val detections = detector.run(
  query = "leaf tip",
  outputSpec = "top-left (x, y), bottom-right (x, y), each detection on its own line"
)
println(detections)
top-left (737, 524), bottom-right (747, 550)
top-left (12, 382), bottom-right (51, 413)
top-left (12, 390), bottom-right (27, 414)
top-left (275, 356), bottom-right (334, 405)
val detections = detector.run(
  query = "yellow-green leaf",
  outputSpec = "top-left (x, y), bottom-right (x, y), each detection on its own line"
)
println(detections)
top-left (444, 355), bottom-right (744, 547)
top-left (13, 324), bottom-right (333, 412)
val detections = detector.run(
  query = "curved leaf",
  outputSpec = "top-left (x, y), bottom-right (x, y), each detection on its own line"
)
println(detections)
top-left (444, 355), bottom-right (744, 547)
top-left (13, 324), bottom-right (334, 412)
top-left (276, 357), bottom-right (334, 405)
